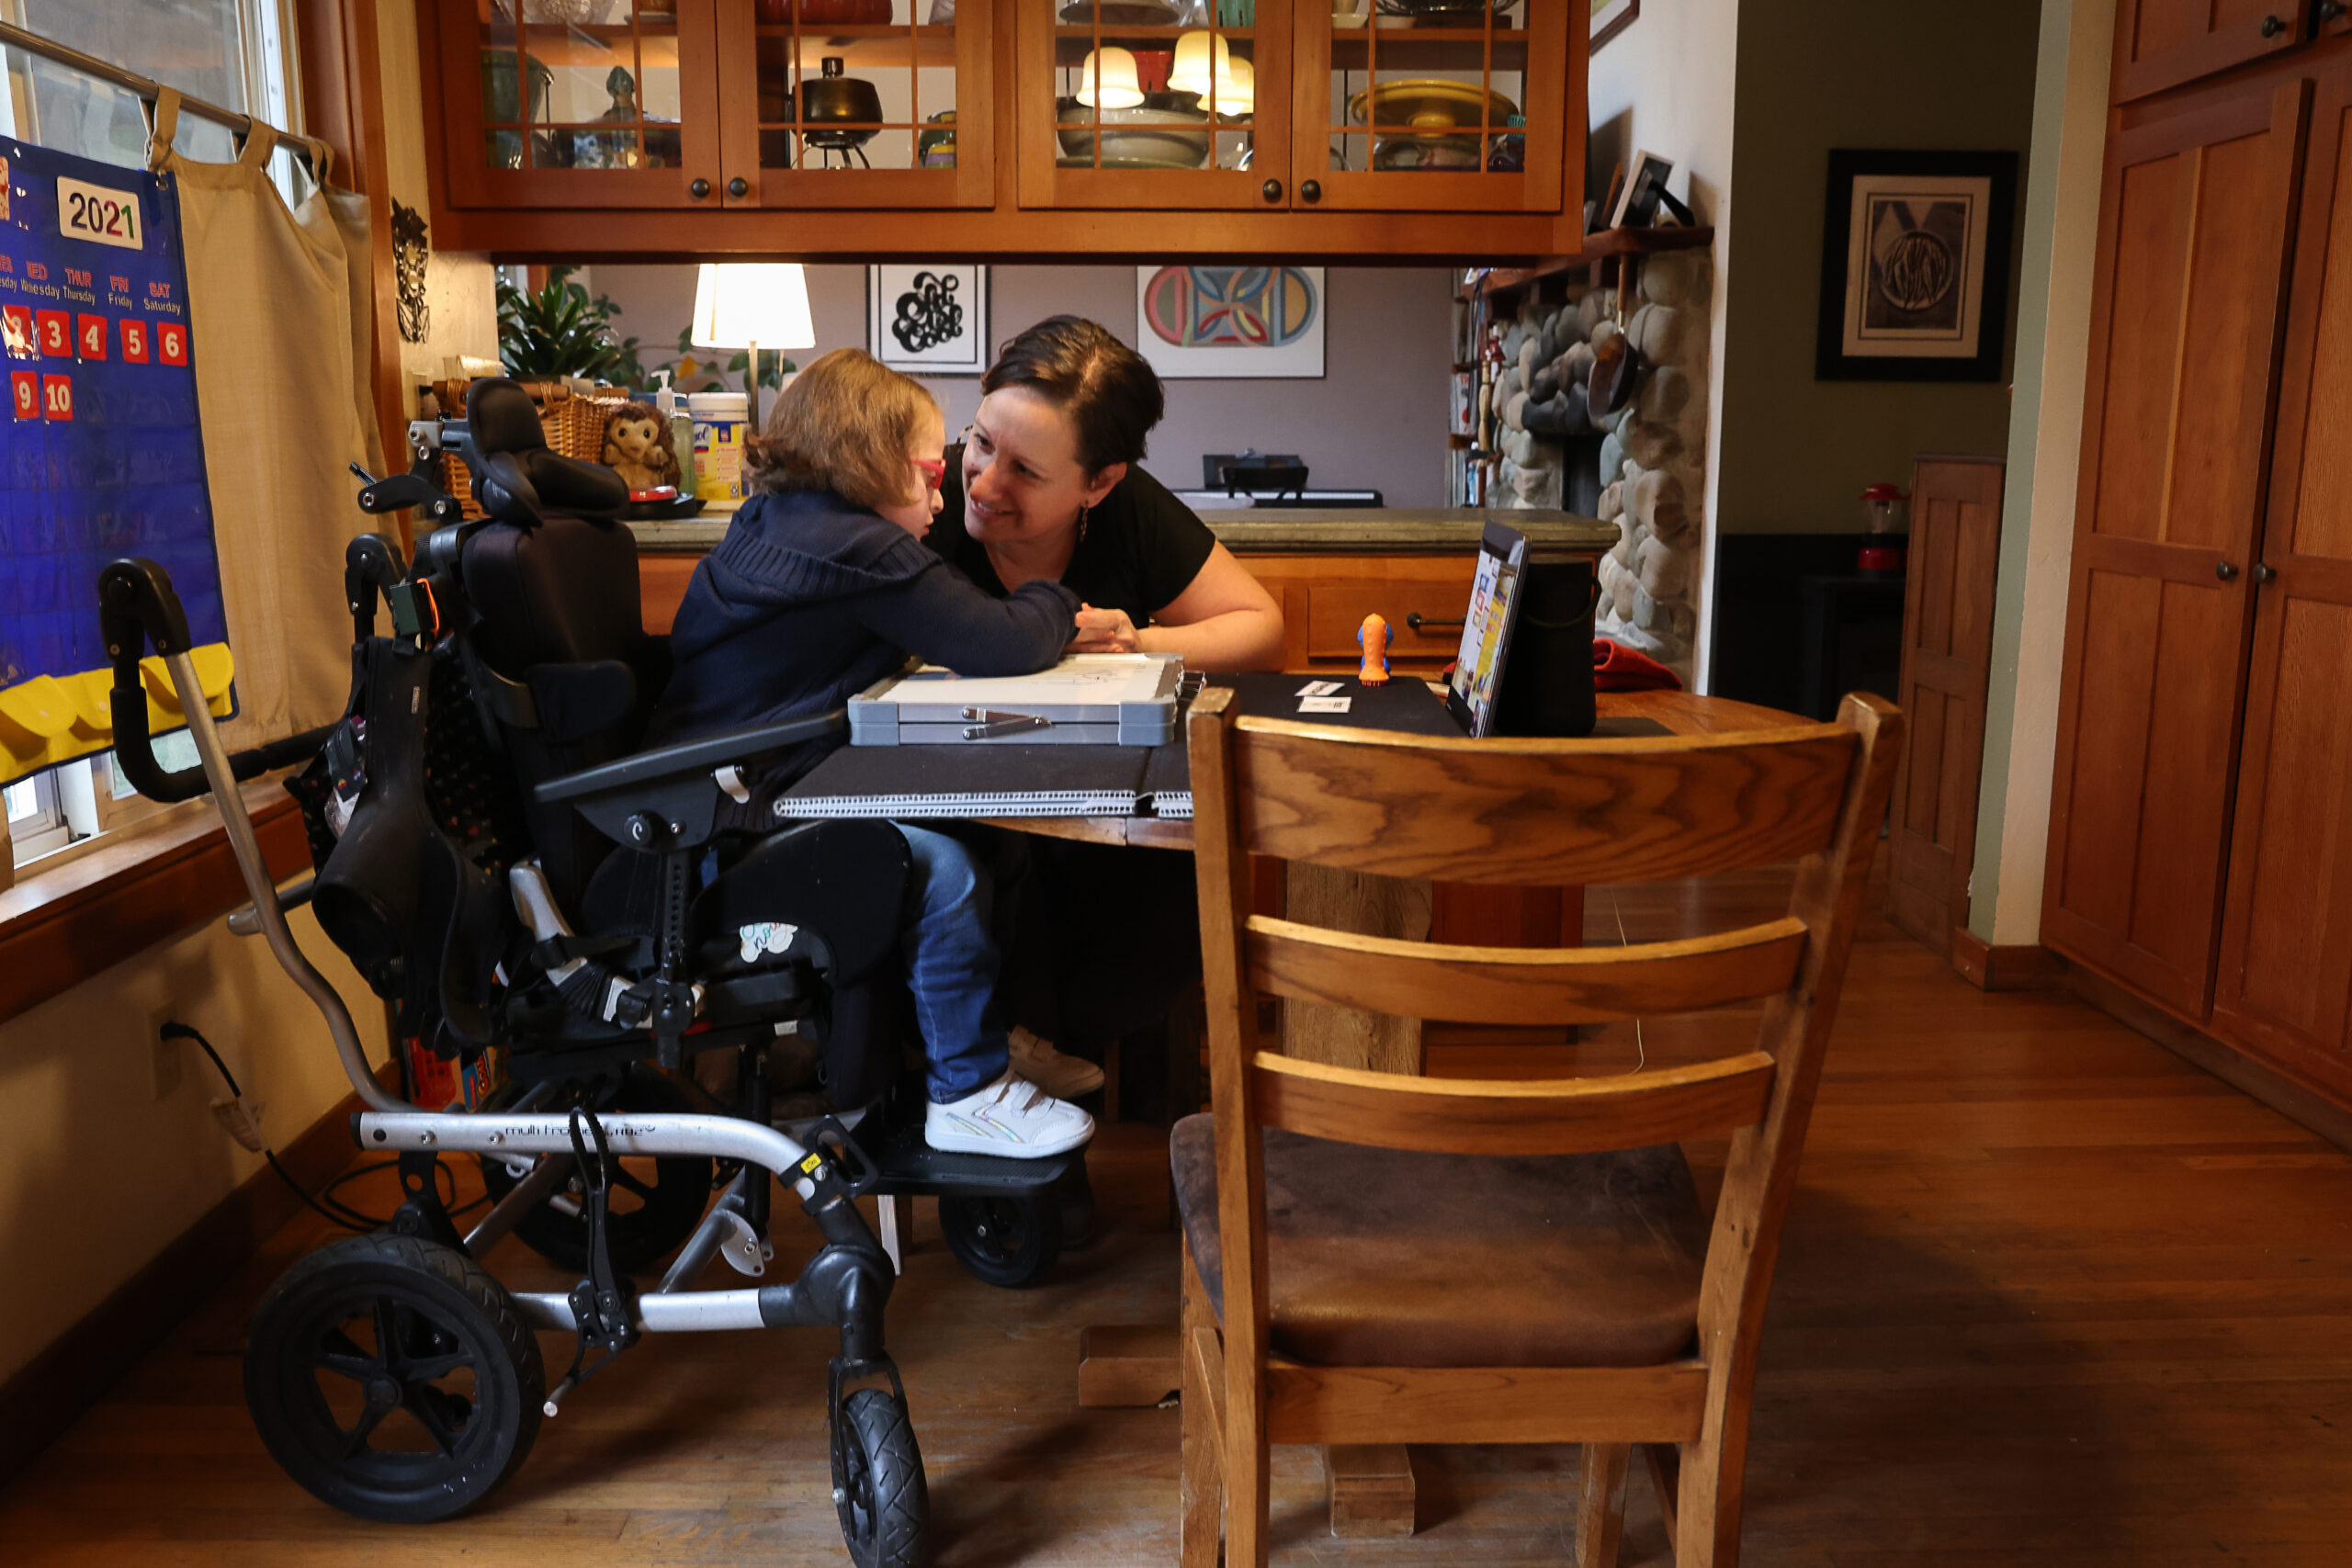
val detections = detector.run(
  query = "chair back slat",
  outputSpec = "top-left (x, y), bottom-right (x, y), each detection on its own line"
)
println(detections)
top-left (1247, 913), bottom-right (1808, 1026)
top-left (1229, 719), bottom-right (1858, 886)
top-left (1249, 1050), bottom-right (1780, 1156)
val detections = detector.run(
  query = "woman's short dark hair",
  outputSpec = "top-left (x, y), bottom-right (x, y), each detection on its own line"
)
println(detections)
top-left (982, 315), bottom-right (1164, 476)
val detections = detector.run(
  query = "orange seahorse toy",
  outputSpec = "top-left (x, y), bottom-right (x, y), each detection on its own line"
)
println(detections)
top-left (1357, 613), bottom-right (1391, 686)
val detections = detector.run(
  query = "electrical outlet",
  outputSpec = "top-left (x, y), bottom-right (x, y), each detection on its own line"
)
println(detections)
top-left (148, 1007), bottom-right (184, 1100)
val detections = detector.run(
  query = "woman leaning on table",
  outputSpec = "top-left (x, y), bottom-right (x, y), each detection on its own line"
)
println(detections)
top-left (931, 314), bottom-right (1284, 1106)
top-left (928, 314), bottom-right (1286, 673)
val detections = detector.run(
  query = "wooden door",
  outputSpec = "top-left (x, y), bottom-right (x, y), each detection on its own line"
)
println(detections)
top-left (1016, 0), bottom-right (1292, 210)
top-left (1286, 0), bottom-right (1572, 214)
top-left (434, 0), bottom-right (726, 209)
top-left (2113, 0), bottom-right (2311, 104)
top-left (2041, 74), bottom-right (2310, 1020)
top-left (713, 0), bottom-right (995, 209)
top-left (2212, 58), bottom-right (2352, 1092)
top-left (1886, 457), bottom-right (2003, 958)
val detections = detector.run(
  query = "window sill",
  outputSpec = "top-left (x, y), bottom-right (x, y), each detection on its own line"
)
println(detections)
top-left (0, 780), bottom-right (311, 1028)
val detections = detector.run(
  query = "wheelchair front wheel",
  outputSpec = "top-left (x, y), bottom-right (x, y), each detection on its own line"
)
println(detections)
top-left (479, 1067), bottom-right (715, 1273)
top-left (937, 1191), bottom-right (1063, 1288)
top-left (243, 1233), bottom-right (544, 1522)
top-left (835, 1387), bottom-right (927, 1568)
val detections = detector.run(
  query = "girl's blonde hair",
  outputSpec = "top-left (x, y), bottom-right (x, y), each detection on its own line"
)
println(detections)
top-left (742, 346), bottom-right (938, 512)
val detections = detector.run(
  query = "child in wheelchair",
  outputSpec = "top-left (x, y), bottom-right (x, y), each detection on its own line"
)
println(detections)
top-left (650, 347), bottom-right (1092, 1160)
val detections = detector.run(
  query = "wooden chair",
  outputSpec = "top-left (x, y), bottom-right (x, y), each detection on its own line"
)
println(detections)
top-left (1174, 687), bottom-right (1902, 1568)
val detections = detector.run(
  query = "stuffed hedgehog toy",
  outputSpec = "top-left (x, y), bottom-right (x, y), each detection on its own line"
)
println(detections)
top-left (600, 400), bottom-right (682, 492)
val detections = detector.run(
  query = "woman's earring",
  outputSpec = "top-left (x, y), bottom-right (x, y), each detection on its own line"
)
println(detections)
top-left (1077, 503), bottom-right (1091, 543)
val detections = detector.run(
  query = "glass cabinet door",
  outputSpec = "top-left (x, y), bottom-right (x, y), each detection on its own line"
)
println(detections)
top-left (715, 0), bottom-right (995, 208)
top-left (1294, 0), bottom-right (1567, 213)
top-left (1019, 0), bottom-right (1294, 210)
top-left (440, 0), bottom-right (725, 208)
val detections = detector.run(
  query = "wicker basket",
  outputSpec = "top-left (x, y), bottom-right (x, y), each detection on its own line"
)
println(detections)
top-left (433, 379), bottom-right (628, 519)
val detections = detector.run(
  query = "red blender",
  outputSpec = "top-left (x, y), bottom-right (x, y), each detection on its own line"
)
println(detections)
top-left (1859, 482), bottom-right (1909, 574)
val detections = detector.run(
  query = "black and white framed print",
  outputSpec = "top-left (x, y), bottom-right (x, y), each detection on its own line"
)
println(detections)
top-left (1815, 150), bottom-right (2017, 382)
top-left (867, 265), bottom-right (989, 375)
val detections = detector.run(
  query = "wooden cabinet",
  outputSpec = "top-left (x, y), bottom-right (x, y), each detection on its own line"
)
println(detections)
top-left (2113, 0), bottom-right (2311, 104)
top-left (1235, 554), bottom-right (1480, 672)
top-left (420, 0), bottom-right (1586, 254)
top-left (2043, 73), bottom-right (2306, 1019)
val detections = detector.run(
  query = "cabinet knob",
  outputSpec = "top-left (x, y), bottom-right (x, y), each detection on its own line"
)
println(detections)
top-left (1300, 179), bottom-right (1322, 204)
top-left (2261, 12), bottom-right (2287, 36)
top-left (689, 176), bottom-right (712, 199)
top-left (2216, 559), bottom-right (2240, 581)
top-left (1261, 177), bottom-right (1283, 203)
top-left (2253, 561), bottom-right (2278, 584)
top-left (728, 176), bottom-right (749, 198)
top-left (2323, 1), bottom-right (2346, 21)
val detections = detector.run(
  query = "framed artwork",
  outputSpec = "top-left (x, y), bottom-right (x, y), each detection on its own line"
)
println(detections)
top-left (1610, 149), bottom-right (1674, 228)
top-left (1592, 0), bottom-right (1638, 52)
top-left (1134, 265), bottom-right (1325, 378)
top-left (1815, 149), bottom-right (2018, 382)
top-left (867, 264), bottom-right (989, 375)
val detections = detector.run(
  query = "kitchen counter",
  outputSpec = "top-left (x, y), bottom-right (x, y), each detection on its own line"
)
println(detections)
top-left (627, 506), bottom-right (1615, 556)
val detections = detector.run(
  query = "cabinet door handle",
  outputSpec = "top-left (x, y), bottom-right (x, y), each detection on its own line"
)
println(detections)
top-left (2323, 1), bottom-right (2346, 22)
top-left (2261, 12), bottom-right (2288, 35)
top-left (2216, 559), bottom-right (2240, 581)
top-left (689, 176), bottom-right (712, 198)
top-left (1261, 177), bottom-right (1283, 203)
top-left (2253, 561), bottom-right (2278, 584)
top-left (1300, 179), bottom-right (1322, 204)
top-left (1405, 612), bottom-right (1465, 632)
top-left (727, 176), bottom-right (750, 197)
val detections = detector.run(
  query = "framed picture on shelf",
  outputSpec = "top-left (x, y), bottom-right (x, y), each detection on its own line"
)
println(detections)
top-left (1135, 265), bottom-right (1325, 378)
top-left (1592, 0), bottom-right (1638, 52)
top-left (867, 265), bottom-right (989, 375)
top-left (1609, 149), bottom-right (1675, 229)
top-left (1815, 149), bottom-right (2017, 382)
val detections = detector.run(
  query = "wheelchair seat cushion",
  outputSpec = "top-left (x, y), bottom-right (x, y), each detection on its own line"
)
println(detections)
top-left (1170, 1113), bottom-right (1707, 1369)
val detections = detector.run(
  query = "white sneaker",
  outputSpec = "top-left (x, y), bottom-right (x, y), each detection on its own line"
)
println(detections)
top-left (1009, 1025), bottom-right (1105, 1099)
top-left (926, 1071), bottom-right (1095, 1158)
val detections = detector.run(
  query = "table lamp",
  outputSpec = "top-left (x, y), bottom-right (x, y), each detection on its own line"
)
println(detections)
top-left (690, 262), bottom-right (817, 430)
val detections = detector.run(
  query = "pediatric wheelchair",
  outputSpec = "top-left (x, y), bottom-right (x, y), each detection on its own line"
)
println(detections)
top-left (96, 378), bottom-right (1091, 1566)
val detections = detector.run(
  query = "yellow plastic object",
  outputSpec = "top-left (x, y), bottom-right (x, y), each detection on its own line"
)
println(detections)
top-left (0, 643), bottom-right (236, 784)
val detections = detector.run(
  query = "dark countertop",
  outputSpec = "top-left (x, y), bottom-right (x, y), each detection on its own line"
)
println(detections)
top-left (629, 506), bottom-right (1615, 556)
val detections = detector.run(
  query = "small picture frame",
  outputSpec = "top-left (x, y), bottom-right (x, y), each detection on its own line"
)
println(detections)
top-left (1445, 522), bottom-right (1531, 739)
top-left (867, 264), bottom-right (989, 375)
top-left (1611, 150), bottom-right (1675, 230)
top-left (1815, 149), bottom-right (2017, 383)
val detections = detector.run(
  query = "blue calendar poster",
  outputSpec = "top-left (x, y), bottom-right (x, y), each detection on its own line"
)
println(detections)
top-left (0, 132), bottom-right (227, 784)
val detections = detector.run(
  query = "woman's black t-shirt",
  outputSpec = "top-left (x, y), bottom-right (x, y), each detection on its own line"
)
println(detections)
top-left (928, 448), bottom-right (1218, 626)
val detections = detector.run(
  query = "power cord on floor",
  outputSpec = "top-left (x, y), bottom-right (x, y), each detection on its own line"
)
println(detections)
top-left (163, 1021), bottom-right (487, 1231)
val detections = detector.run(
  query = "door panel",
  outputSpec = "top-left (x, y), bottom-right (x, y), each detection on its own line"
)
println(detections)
top-left (2214, 62), bottom-right (2352, 1090)
top-left (2042, 76), bottom-right (2309, 1020)
top-left (2115, 0), bottom-right (2310, 105)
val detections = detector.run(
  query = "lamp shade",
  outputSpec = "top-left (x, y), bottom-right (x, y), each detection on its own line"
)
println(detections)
top-left (1167, 29), bottom-right (1231, 96)
top-left (1218, 56), bottom-right (1253, 114)
top-left (690, 263), bottom-right (817, 350)
top-left (1075, 46), bottom-right (1146, 109)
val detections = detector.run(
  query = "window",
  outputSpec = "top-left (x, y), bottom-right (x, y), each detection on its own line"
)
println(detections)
top-left (5, 734), bottom-right (197, 872)
top-left (0, 0), bottom-right (308, 199)
top-left (5, 769), bottom-right (73, 863)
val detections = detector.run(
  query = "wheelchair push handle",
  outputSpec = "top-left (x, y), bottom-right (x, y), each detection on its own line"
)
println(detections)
top-left (97, 557), bottom-right (335, 805)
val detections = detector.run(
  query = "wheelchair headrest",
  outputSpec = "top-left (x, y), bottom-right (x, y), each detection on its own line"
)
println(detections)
top-left (464, 378), bottom-right (630, 526)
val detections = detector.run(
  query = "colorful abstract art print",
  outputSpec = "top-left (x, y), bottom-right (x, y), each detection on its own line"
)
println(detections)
top-left (1133, 265), bottom-right (1325, 378)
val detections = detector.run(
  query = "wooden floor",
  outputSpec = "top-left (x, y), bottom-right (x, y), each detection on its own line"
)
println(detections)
top-left (8, 858), bottom-right (2352, 1565)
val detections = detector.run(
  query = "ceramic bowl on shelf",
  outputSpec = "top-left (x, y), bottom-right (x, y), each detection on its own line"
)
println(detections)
top-left (1055, 100), bottom-right (1211, 166)
top-left (1370, 134), bottom-right (1483, 170)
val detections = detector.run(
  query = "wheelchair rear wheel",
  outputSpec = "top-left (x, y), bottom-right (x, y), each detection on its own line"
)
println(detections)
top-left (937, 1191), bottom-right (1063, 1288)
top-left (479, 1067), bottom-right (715, 1273)
top-left (835, 1387), bottom-right (927, 1568)
top-left (243, 1233), bottom-right (544, 1522)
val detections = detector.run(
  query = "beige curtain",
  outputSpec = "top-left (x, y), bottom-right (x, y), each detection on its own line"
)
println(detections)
top-left (148, 89), bottom-right (384, 746)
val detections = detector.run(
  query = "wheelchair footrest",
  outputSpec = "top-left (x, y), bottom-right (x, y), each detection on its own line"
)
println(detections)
top-left (858, 1116), bottom-right (1079, 1196)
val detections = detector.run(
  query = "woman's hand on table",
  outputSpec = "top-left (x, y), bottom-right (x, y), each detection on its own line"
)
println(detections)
top-left (1072, 603), bottom-right (1144, 653)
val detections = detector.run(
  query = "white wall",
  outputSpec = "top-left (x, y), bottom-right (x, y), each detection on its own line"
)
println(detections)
top-left (1587, 0), bottom-right (1739, 686)
top-left (582, 263), bottom-right (1455, 508)
top-left (379, 0), bottom-right (502, 406)
top-left (1969, 0), bottom-right (2113, 945)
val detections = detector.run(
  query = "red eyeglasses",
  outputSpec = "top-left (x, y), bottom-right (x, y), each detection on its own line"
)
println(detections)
top-left (910, 457), bottom-right (945, 493)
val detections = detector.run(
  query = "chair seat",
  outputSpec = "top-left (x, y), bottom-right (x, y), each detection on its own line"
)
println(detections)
top-left (1170, 1112), bottom-right (1708, 1369)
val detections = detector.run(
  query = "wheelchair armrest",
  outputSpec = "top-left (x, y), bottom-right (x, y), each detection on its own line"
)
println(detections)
top-left (533, 711), bottom-right (847, 806)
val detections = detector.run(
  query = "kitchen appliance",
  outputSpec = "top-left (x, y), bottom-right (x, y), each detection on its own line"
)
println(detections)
top-left (801, 56), bottom-right (882, 167)
top-left (1858, 482), bottom-right (1909, 573)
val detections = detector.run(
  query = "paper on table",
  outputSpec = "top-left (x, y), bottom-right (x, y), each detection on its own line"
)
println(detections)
top-left (865, 655), bottom-right (1163, 710)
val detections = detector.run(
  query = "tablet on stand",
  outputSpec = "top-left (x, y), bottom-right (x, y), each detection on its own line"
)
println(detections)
top-left (1443, 522), bottom-right (1530, 738)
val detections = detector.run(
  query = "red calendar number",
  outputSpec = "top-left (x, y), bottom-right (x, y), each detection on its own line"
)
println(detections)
top-left (10, 371), bottom-right (35, 421)
top-left (75, 314), bottom-right (107, 361)
top-left (41, 372), bottom-right (72, 421)
top-left (119, 320), bottom-right (148, 363)
top-left (35, 310), bottom-right (69, 357)
top-left (156, 321), bottom-right (187, 366)
top-left (1, 306), bottom-right (31, 359)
